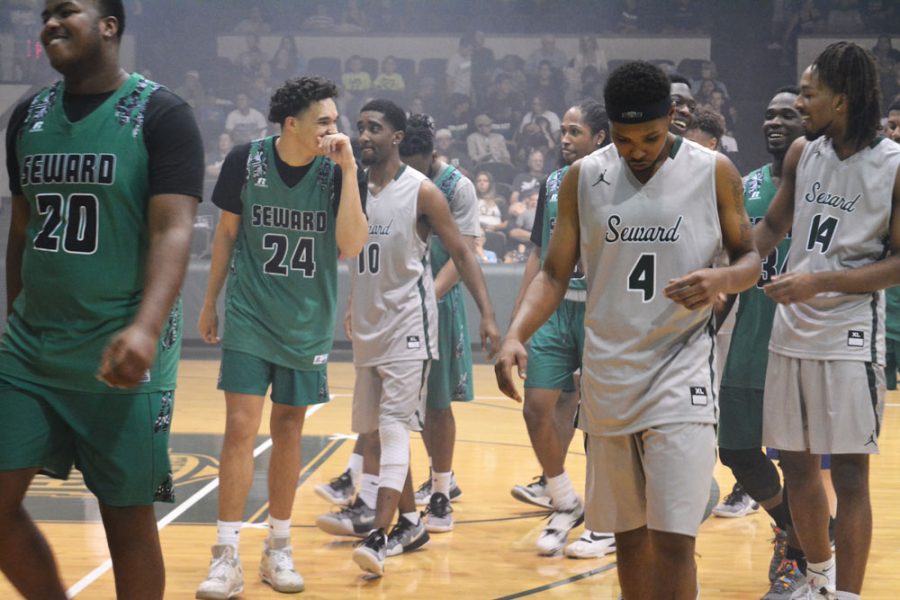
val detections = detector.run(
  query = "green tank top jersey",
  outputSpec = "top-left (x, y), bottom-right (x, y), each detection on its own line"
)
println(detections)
top-left (429, 164), bottom-right (463, 283)
top-left (222, 136), bottom-right (339, 369)
top-left (721, 164), bottom-right (790, 390)
top-left (541, 166), bottom-right (586, 291)
top-left (0, 74), bottom-right (181, 393)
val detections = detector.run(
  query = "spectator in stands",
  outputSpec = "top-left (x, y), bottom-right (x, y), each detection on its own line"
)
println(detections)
top-left (445, 93), bottom-right (475, 141)
top-left (302, 2), bottom-right (336, 32)
top-left (579, 65), bottom-right (606, 102)
top-left (529, 60), bottom-right (566, 116)
top-left (468, 114), bottom-right (512, 165)
top-left (509, 149), bottom-right (546, 207)
top-left (476, 171), bottom-right (509, 234)
top-left (565, 36), bottom-right (608, 96)
top-left (236, 33), bottom-right (266, 74)
top-left (407, 96), bottom-right (427, 119)
top-left (447, 35), bottom-right (474, 97)
top-left (486, 74), bottom-right (525, 123)
top-left (695, 78), bottom-right (720, 107)
top-left (494, 54), bottom-right (529, 95)
top-left (373, 56), bottom-right (406, 98)
top-left (472, 31), bottom-right (496, 106)
top-left (863, 0), bottom-right (896, 31)
top-left (488, 101), bottom-right (519, 142)
top-left (882, 63), bottom-right (900, 108)
top-left (518, 94), bottom-right (561, 136)
top-left (825, 0), bottom-right (864, 33)
top-left (225, 93), bottom-right (267, 145)
top-left (413, 76), bottom-right (444, 118)
top-left (335, 0), bottom-right (369, 33)
top-left (684, 106), bottom-right (724, 151)
top-left (515, 116), bottom-right (557, 168)
top-left (271, 35), bottom-right (303, 80)
top-left (342, 54), bottom-right (372, 95)
top-left (691, 60), bottom-right (730, 98)
top-left (474, 233), bottom-right (499, 264)
top-left (206, 132), bottom-right (234, 178)
top-left (175, 69), bottom-right (207, 110)
top-left (667, 0), bottom-right (704, 33)
top-left (526, 34), bottom-right (568, 76)
top-left (249, 62), bottom-right (275, 110)
top-left (873, 35), bottom-right (900, 81)
top-left (435, 127), bottom-right (474, 175)
top-left (783, 0), bottom-right (825, 43)
top-left (617, 0), bottom-right (646, 33)
top-left (234, 6), bottom-right (271, 35)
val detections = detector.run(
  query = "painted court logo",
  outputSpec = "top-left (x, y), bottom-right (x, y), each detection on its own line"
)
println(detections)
top-left (690, 386), bottom-right (709, 406)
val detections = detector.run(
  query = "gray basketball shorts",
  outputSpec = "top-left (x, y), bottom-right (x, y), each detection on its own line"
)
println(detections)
top-left (584, 422), bottom-right (717, 537)
top-left (762, 352), bottom-right (884, 454)
top-left (351, 360), bottom-right (430, 434)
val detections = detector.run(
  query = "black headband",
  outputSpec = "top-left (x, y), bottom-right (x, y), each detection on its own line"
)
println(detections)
top-left (606, 97), bottom-right (672, 124)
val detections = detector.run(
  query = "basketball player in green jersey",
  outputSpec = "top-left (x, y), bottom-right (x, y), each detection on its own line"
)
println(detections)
top-left (0, 1), bottom-right (204, 599)
top-left (508, 100), bottom-right (617, 558)
top-left (195, 77), bottom-right (366, 598)
top-left (715, 87), bottom-right (810, 599)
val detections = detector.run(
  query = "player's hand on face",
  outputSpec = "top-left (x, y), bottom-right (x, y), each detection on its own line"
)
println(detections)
top-left (480, 315), bottom-right (502, 360)
top-left (197, 304), bottom-right (220, 344)
top-left (762, 271), bottom-right (820, 304)
top-left (318, 132), bottom-right (355, 169)
top-left (493, 337), bottom-right (528, 402)
top-left (97, 324), bottom-right (158, 389)
top-left (663, 268), bottom-right (722, 310)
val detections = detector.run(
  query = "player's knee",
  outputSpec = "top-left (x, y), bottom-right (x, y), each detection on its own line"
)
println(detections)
top-left (379, 421), bottom-right (410, 492)
top-left (830, 457), bottom-right (869, 497)
top-left (523, 395), bottom-right (555, 427)
top-left (719, 447), bottom-right (781, 502)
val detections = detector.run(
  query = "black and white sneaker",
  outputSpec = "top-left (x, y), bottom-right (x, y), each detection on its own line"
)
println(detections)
top-left (564, 530), bottom-right (616, 559)
top-left (414, 472), bottom-right (463, 506)
top-left (386, 516), bottom-right (430, 556)
top-left (424, 492), bottom-right (453, 533)
top-left (315, 496), bottom-right (375, 537)
top-left (536, 499), bottom-right (584, 555)
top-left (352, 529), bottom-right (387, 577)
top-left (314, 469), bottom-right (356, 506)
top-left (510, 475), bottom-right (553, 510)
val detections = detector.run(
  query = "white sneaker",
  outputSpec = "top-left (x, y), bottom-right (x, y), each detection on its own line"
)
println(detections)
top-left (196, 544), bottom-right (243, 600)
top-left (564, 530), bottom-right (616, 559)
top-left (711, 482), bottom-right (759, 518)
top-left (511, 475), bottom-right (553, 509)
top-left (536, 499), bottom-right (584, 555)
top-left (259, 537), bottom-right (304, 593)
top-left (790, 583), bottom-right (836, 599)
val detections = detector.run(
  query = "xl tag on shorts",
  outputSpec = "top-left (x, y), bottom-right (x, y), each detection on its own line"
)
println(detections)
top-left (313, 354), bottom-right (328, 365)
top-left (690, 386), bottom-right (708, 406)
top-left (407, 335), bottom-right (421, 349)
top-left (847, 330), bottom-right (864, 347)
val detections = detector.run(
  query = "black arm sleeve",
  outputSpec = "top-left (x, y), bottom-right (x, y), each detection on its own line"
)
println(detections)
top-left (144, 89), bottom-right (205, 200)
top-left (529, 181), bottom-right (547, 247)
top-left (6, 97), bottom-right (35, 195)
top-left (211, 144), bottom-right (252, 215)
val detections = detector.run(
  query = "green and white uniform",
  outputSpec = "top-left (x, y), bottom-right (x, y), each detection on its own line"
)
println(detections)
top-left (427, 164), bottom-right (479, 408)
top-left (718, 165), bottom-right (790, 449)
top-left (525, 165), bottom-right (586, 392)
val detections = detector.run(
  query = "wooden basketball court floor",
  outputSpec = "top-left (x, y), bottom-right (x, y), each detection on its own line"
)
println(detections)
top-left (2, 360), bottom-right (899, 599)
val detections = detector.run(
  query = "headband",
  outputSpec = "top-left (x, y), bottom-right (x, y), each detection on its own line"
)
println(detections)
top-left (606, 96), bottom-right (672, 124)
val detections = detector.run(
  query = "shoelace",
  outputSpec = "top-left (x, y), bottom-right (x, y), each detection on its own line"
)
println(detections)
top-left (388, 519), bottom-right (413, 541)
top-left (207, 554), bottom-right (237, 581)
top-left (415, 479), bottom-right (431, 495)
top-left (268, 547), bottom-right (295, 573)
top-left (527, 475), bottom-right (547, 490)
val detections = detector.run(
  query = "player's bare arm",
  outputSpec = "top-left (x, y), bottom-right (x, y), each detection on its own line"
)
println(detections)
top-left (432, 236), bottom-right (476, 299)
top-left (495, 161), bottom-right (580, 401)
top-left (322, 132), bottom-right (368, 257)
top-left (418, 181), bottom-right (501, 355)
top-left (755, 136), bottom-right (805, 257)
top-left (665, 154), bottom-right (761, 310)
top-left (5, 195), bottom-right (28, 316)
top-left (510, 247), bottom-right (542, 316)
top-left (197, 210), bottom-right (241, 344)
top-left (767, 159), bottom-right (900, 303)
top-left (98, 193), bottom-right (198, 388)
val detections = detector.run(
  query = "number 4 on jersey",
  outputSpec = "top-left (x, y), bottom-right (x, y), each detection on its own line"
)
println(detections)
top-left (628, 252), bottom-right (656, 302)
top-left (806, 213), bottom-right (838, 254)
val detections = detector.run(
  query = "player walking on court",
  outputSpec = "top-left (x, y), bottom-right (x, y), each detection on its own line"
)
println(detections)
top-left (495, 62), bottom-right (760, 599)
top-left (0, 1), bottom-right (204, 599)
top-left (754, 42), bottom-right (900, 600)
top-left (347, 99), bottom-right (499, 577)
top-left (194, 76), bottom-right (366, 599)
top-left (507, 100), bottom-right (616, 558)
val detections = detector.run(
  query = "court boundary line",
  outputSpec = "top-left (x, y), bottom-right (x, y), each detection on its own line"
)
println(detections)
top-left (66, 402), bottom-right (326, 598)
top-left (493, 561), bottom-right (618, 599)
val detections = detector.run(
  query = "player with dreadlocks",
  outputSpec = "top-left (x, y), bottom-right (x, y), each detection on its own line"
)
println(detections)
top-left (754, 41), bottom-right (900, 600)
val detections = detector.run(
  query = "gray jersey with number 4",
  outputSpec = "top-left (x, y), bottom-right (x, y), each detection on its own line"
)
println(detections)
top-left (577, 138), bottom-right (722, 436)
top-left (350, 165), bottom-right (439, 367)
top-left (769, 136), bottom-right (900, 364)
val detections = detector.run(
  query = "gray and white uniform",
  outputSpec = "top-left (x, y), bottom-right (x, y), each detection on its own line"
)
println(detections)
top-left (350, 165), bottom-right (438, 433)
top-left (577, 138), bottom-right (721, 536)
top-left (763, 136), bottom-right (900, 454)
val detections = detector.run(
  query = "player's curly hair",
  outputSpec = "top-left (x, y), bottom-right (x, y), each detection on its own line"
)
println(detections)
top-left (361, 98), bottom-right (407, 132)
top-left (604, 61), bottom-right (671, 113)
top-left (688, 106), bottom-right (725, 143)
top-left (268, 76), bottom-right (338, 125)
top-left (813, 42), bottom-right (881, 151)
top-left (95, 0), bottom-right (125, 38)
top-left (399, 114), bottom-right (435, 157)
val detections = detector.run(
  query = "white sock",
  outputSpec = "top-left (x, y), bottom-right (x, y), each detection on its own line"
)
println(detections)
top-left (216, 520), bottom-right (242, 551)
top-left (402, 511), bottom-right (421, 525)
top-left (807, 557), bottom-right (836, 590)
top-left (546, 471), bottom-right (578, 511)
top-left (347, 453), bottom-right (363, 486)
top-left (360, 473), bottom-right (379, 509)
top-left (268, 515), bottom-right (291, 541)
top-left (836, 593), bottom-right (861, 600)
top-left (432, 471), bottom-right (451, 498)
